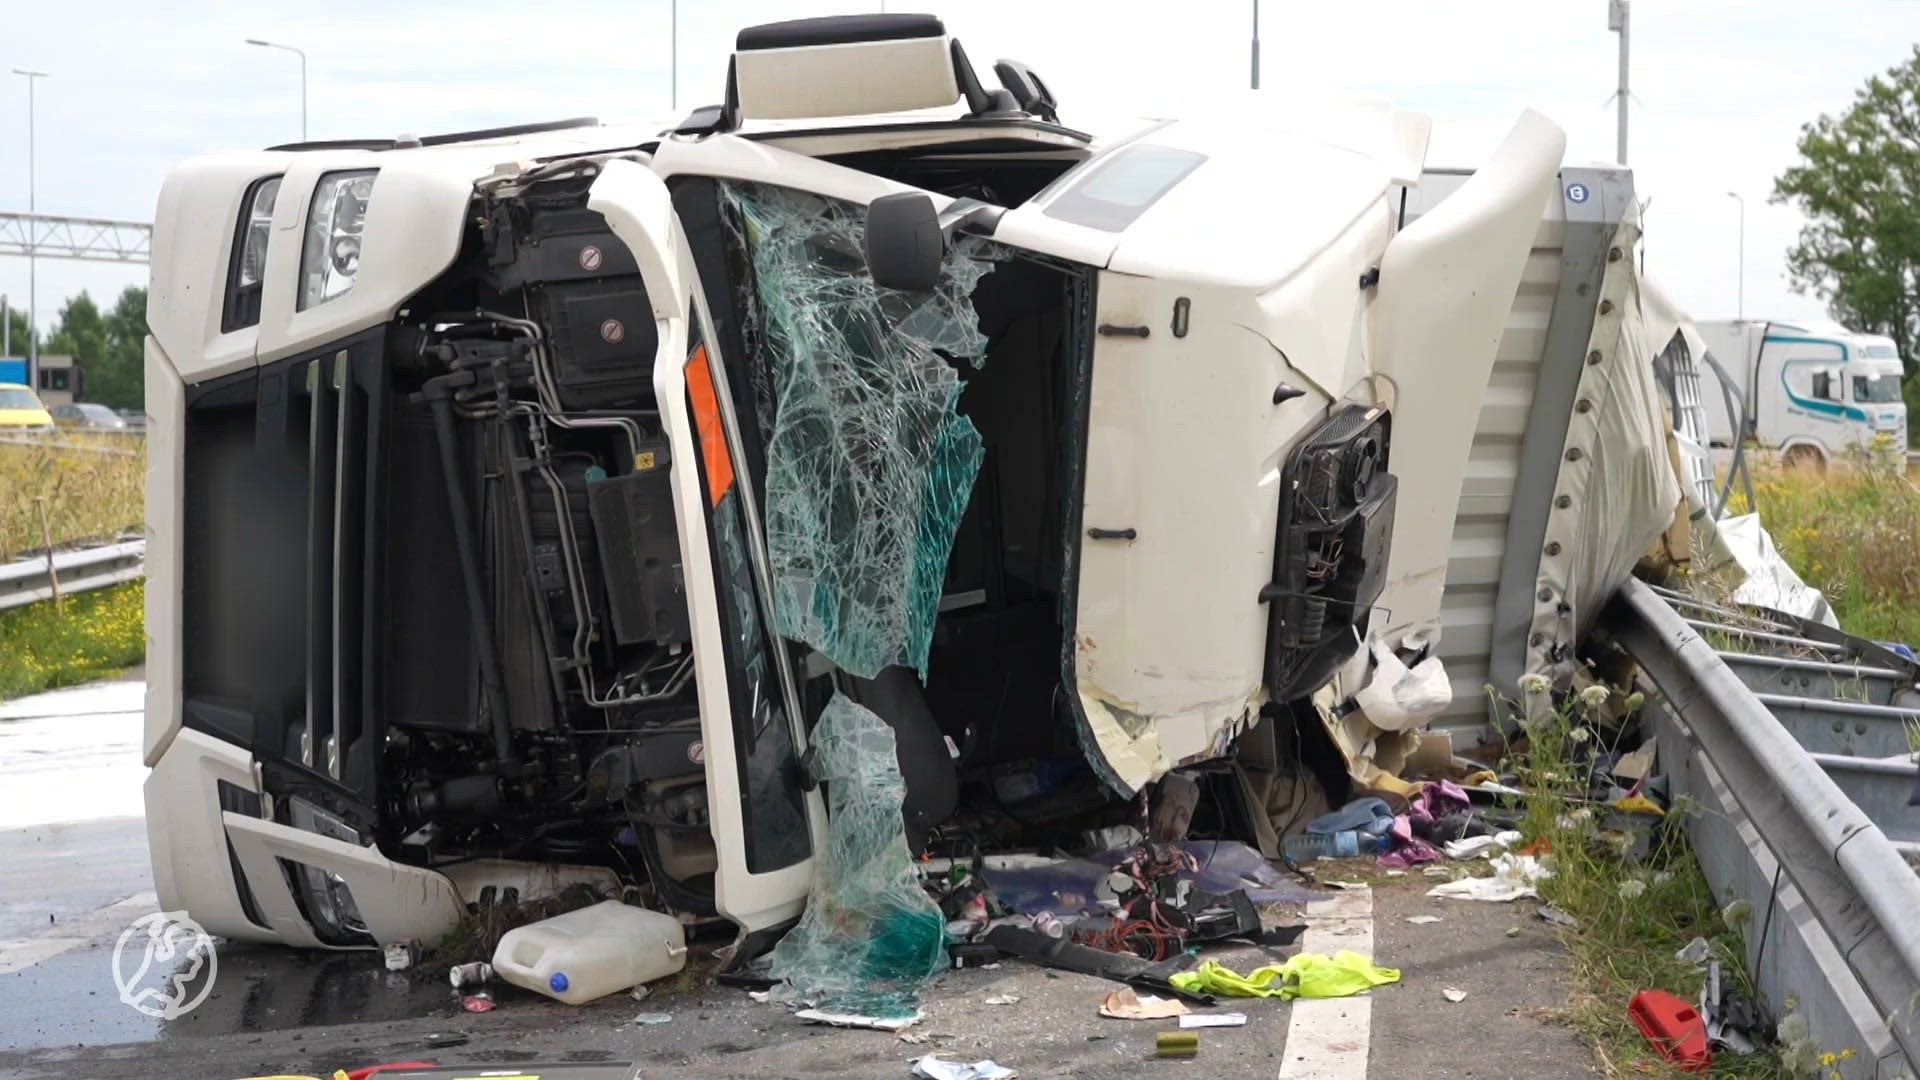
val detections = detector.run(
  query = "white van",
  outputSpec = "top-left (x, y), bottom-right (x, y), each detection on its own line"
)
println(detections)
top-left (142, 15), bottom-right (1566, 954)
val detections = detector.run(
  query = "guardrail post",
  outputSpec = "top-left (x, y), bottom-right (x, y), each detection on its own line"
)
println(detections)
top-left (33, 496), bottom-right (61, 613)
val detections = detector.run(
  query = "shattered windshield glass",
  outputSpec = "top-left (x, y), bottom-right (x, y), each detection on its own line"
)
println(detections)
top-left (721, 181), bottom-right (997, 680)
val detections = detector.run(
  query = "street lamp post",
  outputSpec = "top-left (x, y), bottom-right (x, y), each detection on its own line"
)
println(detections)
top-left (1251, 0), bottom-right (1261, 90)
top-left (1726, 191), bottom-right (1745, 320)
top-left (12, 68), bottom-right (47, 389)
top-left (245, 38), bottom-right (308, 141)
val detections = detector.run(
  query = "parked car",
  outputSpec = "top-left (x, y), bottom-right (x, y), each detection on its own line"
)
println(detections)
top-left (49, 402), bottom-right (131, 430)
top-left (0, 383), bottom-right (54, 431)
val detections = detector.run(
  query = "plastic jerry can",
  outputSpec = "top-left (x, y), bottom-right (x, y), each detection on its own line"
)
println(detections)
top-left (491, 900), bottom-right (688, 1005)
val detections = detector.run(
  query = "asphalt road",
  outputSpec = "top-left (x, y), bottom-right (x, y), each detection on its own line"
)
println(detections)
top-left (0, 678), bottom-right (1593, 1079)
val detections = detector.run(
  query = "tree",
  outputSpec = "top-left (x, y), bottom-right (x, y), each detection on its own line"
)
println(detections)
top-left (43, 288), bottom-right (145, 411)
top-left (1773, 47), bottom-right (1920, 379)
top-left (1, 305), bottom-right (29, 360)
top-left (93, 287), bottom-right (147, 411)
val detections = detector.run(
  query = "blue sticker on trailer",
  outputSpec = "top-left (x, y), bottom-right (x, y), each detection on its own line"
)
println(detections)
top-left (1566, 183), bottom-right (1590, 204)
top-left (0, 358), bottom-right (25, 385)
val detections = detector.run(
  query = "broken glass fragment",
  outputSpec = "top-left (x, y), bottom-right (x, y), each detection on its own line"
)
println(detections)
top-left (766, 693), bottom-right (946, 1016)
top-left (722, 182), bottom-right (996, 679)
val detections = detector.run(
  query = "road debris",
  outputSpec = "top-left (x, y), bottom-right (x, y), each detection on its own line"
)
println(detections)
top-left (1156, 1031), bottom-right (1201, 1058)
top-left (1169, 953), bottom-right (1401, 1000)
top-left (767, 697), bottom-right (947, 1018)
top-left (490, 899), bottom-right (688, 1005)
top-left (1629, 989), bottom-right (1713, 1072)
top-left (624, 1012), bottom-right (673, 1026)
top-left (1442, 987), bottom-right (1468, 1003)
top-left (1098, 988), bottom-right (1188, 1020)
top-left (1404, 915), bottom-right (1443, 925)
top-left (983, 993), bottom-right (1021, 1006)
top-left (447, 962), bottom-right (492, 990)
top-left (796, 1007), bottom-right (924, 1031)
top-left (460, 992), bottom-right (495, 1013)
top-left (911, 1055), bottom-right (1017, 1080)
top-left (1426, 854), bottom-right (1548, 902)
top-left (1179, 1012), bottom-right (1248, 1028)
top-left (383, 943), bottom-right (416, 972)
top-left (1536, 905), bottom-right (1579, 929)
top-left (1442, 830), bottom-right (1524, 860)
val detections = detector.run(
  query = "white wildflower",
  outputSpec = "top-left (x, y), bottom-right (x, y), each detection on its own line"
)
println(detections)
top-left (1569, 726), bottom-right (1593, 744)
top-left (1568, 807), bottom-right (1594, 823)
top-left (1518, 673), bottom-right (1552, 696)
top-left (1617, 878), bottom-right (1647, 900)
top-left (1579, 684), bottom-right (1611, 709)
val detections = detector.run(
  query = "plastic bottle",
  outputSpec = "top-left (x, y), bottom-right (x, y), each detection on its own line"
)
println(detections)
top-left (491, 900), bottom-right (688, 1005)
top-left (1283, 829), bottom-right (1390, 862)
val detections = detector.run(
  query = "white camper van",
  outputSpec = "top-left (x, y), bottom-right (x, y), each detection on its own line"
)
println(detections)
top-left (142, 14), bottom-right (1571, 955)
top-left (1697, 318), bottom-right (1908, 469)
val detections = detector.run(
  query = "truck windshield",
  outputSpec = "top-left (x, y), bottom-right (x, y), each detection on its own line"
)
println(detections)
top-left (1853, 374), bottom-right (1903, 403)
top-left (0, 388), bottom-right (41, 409)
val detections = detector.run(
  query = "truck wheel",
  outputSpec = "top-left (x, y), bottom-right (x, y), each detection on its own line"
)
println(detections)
top-left (1782, 444), bottom-right (1827, 474)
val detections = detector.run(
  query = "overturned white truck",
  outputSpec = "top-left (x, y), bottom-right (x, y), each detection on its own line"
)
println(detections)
top-left (142, 14), bottom-right (1642, 955)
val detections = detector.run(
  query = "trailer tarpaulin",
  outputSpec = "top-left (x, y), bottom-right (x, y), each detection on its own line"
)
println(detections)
top-left (1527, 206), bottom-right (1685, 681)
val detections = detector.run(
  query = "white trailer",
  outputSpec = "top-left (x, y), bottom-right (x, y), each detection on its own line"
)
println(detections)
top-left (1697, 318), bottom-right (1907, 468)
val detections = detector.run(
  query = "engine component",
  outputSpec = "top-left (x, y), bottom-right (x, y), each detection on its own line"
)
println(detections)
top-left (410, 774), bottom-right (505, 821)
top-left (485, 202), bottom-right (640, 292)
top-left (533, 279), bottom-right (659, 409)
top-left (588, 449), bottom-right (691, 646)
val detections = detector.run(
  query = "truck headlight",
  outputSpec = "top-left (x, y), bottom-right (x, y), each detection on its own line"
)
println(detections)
top-left (298, 169), bottom-right (376, 310)
top-left (286, 797), bottom-right (373, 945)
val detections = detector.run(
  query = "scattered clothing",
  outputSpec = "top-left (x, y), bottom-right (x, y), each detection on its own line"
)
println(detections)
top-left (1168, 952), bottom-right (1402, 1001)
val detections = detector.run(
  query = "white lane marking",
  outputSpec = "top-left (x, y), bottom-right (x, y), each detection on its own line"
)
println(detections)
top-left (1277, 885), bottom-right (1374, 1080)
top-left (0, 891), bottom-right (158, 974)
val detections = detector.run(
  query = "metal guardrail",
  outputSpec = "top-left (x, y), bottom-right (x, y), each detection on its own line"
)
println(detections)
top-left (0, 540), bottom-right (146, 612)
top-left (1605, 578), bottom-right (1920, 1075)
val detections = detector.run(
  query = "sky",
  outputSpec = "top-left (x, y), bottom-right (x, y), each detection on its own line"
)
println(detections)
top-left (2, 0), bottom-right (1917, 349)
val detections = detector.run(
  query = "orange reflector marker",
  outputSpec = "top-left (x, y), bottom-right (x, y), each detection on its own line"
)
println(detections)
top-left (685, 345), bottom-right (735, 508)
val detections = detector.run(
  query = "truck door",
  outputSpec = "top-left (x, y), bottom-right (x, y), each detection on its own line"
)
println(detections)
top-left (1763, 334), bottom-right (1852, 454)
top-left (587, 160), bottom-right (825, 943)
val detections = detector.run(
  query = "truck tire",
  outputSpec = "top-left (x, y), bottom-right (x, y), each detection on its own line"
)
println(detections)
top-left (1782, 444), bottom-right (1827, 474)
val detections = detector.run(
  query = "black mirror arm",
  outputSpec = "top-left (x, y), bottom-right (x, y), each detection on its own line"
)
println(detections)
top-left (938, 198), bottom-right (1005, 241)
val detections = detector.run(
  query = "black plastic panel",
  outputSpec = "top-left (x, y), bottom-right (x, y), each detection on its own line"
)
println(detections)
top-left (737, 13), bottom-right (944, 50)
top-left (1263, 405), bottom-right (1397, 702)
top-left (535, 279), bottom-right (660, 408)
top-left (589, 452), bottom-right (691, 646)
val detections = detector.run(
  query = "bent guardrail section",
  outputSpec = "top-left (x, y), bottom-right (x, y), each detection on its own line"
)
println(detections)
top-left (0, 540), bottom-right (146, 612)
top-left (1604, 577), bottom-right (1920, 1075)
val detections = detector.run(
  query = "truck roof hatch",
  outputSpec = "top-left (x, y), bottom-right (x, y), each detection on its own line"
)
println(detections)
top-left (711, 14), bottom-right (1039, 134)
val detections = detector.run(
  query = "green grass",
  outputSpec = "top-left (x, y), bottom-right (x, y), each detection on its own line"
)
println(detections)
top-left (1725, 456), bottom-right (1920, 645)
top-left (1497, 685), bottom-right (1796, 1077)
top-left (0, 581), bottom-right (146, 700)
top-left (0, 433), bottom-right (146, 561)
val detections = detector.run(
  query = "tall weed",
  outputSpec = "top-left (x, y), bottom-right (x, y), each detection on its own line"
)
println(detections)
top-left (1726, 457), bottom-right (1920, 644)
top-left (0, 434), bottom-right (145, 560)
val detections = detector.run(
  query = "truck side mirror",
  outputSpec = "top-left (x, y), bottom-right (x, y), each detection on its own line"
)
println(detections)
top-left (866, 192), bottom-right (945, 292)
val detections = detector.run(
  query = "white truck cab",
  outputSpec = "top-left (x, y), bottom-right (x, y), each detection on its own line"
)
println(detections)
top-left (143, 14), bottom-right (1565, 954)
top-left (1698, 318), bottom-right (1909, 468)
